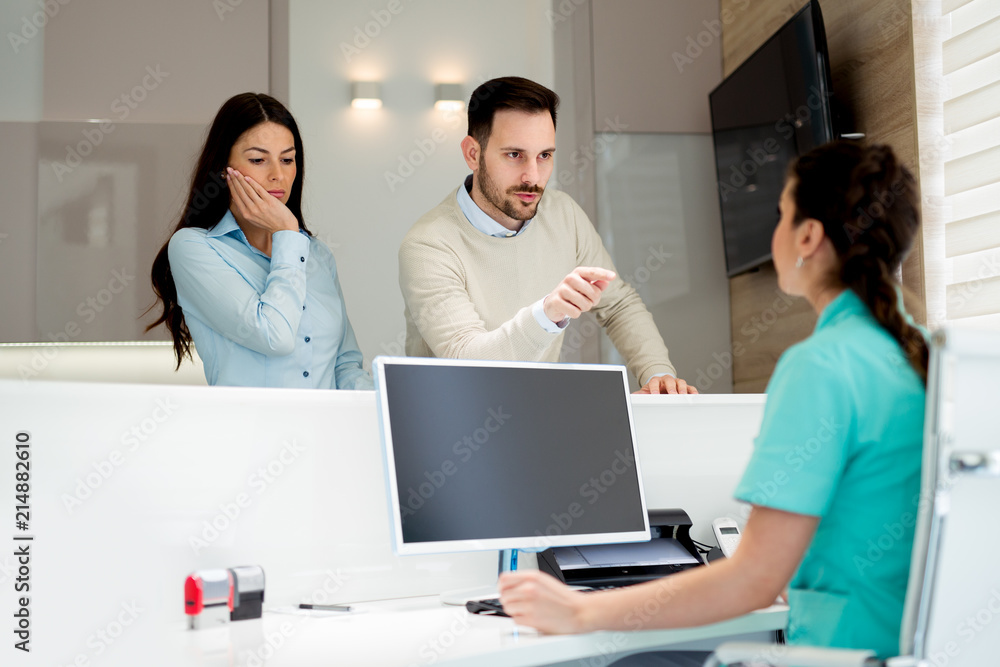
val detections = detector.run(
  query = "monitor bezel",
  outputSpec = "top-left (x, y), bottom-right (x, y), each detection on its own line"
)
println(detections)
top-left (373, 356), bottom-right (652, 556)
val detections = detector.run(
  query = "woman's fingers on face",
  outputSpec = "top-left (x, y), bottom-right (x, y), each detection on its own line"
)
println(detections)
top-left (230, 170), bottom-right (263, 213)
top-left (227, 168), bottom-right (250, 198)
top-left (242, 173), bottom-right (271, 198)
top-left (237, 171), bottom-right (264, 203)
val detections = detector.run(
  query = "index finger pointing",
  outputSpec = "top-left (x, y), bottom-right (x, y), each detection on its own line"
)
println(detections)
top-left (576, 267), bottom-right (616, 283)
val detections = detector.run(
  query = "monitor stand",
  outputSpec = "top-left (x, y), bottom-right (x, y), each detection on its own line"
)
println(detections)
top-left (439, 549), bottom-right (517, 606)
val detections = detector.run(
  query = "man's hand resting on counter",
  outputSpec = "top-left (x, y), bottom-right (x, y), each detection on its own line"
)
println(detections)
top-left (636, 375), bottom-right (699, 395)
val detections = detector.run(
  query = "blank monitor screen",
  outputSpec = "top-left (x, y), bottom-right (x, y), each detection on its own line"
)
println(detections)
top-left (374, 358), bottom-right (650, 555)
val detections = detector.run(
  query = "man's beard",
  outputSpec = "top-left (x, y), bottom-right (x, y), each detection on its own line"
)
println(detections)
top-left (477, 154), bottom-right (544, 222)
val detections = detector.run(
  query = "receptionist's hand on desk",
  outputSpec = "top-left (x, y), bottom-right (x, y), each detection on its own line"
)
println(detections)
top-left (496, 569), bottom-right (591, 634)
top-left (635, 375), bottom-right (699, 395)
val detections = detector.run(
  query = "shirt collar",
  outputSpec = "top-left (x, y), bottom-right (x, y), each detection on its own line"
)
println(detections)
top-left (206, 210), bottom-right (308, 253)
top-left (815, 289), bottom-right (868, 331)
top-left (456, 174), bottom-right (532, 238)
top-left (206, 210), bottom-right (243, 239)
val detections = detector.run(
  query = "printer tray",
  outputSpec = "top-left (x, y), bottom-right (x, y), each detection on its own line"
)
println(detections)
top-left (538, 509), bottom-right (704, 588)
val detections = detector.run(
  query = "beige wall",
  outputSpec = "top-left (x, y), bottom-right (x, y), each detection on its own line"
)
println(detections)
top-left (42, 0), bottom-right (269, 123)
top-left (722, 0), bottom-right (923, 392)
top-left (591, 0), bottom-right (722, 134)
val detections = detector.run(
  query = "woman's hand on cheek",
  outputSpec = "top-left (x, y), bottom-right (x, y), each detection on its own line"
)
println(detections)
top-left (226, 167), bottom-right (299, 234)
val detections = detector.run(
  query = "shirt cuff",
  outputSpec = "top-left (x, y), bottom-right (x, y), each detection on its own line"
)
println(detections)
top-left (270, 229), bottom-right (311, 267)
top-left (649, 371), bottom-right (675, 380)
top-left (531, 298), bottom-right (569, 334)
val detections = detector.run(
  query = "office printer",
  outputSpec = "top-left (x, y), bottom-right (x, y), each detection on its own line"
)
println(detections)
top-left (538, 509), bottom-right (704, 589)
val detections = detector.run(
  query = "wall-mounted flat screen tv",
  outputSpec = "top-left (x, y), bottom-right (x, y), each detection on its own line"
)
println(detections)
top-left (709, 1), bottom-right (838, 277)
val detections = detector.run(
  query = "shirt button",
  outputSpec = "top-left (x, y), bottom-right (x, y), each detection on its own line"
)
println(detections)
top-left (304, 337), bottom-right (311, 343)
top-left (302, 305), bottom-right (306, 311)
top-left (303, 371), bottom-right (309, 378)
top-left (300, 256), bottom-right (305, 262)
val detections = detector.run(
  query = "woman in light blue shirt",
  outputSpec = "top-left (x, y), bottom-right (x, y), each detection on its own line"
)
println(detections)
top-left (147, 93), bottom-right (372, 389)
top-left (497, 141), bottom-right (928, 663)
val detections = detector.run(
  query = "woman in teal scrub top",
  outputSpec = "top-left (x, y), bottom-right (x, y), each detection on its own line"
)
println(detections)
top-left (497, 141), bottom-right (928, 662)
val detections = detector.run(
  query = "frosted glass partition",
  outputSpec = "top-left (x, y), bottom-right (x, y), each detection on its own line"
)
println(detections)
top-left (35, 122), bottom-right (206, 342)
top-left (595, 133), bottom-right (732, 393)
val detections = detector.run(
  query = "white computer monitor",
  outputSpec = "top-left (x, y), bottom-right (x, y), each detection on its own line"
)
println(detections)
top-left (374, 357), bottom-right (651, 556)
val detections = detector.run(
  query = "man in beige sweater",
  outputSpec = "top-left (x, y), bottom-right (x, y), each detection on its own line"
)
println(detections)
top-left (399, 77), bottom-right (696, 394)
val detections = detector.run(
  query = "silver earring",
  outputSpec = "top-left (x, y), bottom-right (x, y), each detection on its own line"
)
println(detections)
top-left (795, 256), bottom-right (804, 269)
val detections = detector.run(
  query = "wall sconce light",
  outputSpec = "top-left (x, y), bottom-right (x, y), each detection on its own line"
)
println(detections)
top-left (434, 83), bottom-right (464, 111)
top-left (351, 81), bottom-right (382, 109)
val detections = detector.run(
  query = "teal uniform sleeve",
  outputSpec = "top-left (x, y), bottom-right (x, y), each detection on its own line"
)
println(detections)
top-left (734, 344), bottom-right (854, 517)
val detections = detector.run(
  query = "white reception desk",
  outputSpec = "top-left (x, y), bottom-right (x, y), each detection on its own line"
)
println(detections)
top-left (0, 381), bottom-right (781, 666)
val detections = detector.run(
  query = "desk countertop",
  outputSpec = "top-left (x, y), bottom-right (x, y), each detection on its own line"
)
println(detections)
top-left (181, 596), bottom-right (788, 667)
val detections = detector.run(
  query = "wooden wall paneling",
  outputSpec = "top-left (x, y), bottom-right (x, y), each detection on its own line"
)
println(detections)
top-left (729, 263), bottom-right (815, 393)
top-left (722, 0), bottom-right (808, 77)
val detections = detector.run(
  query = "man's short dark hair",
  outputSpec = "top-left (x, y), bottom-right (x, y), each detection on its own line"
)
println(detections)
top-left (467, 76), bottom-right (559, 149)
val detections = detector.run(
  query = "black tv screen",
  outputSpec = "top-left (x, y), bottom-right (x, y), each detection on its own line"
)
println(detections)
top-left (710, 1), bottom-right (836, 277)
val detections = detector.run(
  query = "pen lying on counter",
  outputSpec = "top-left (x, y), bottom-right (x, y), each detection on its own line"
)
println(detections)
top-left (299, 603), bottom-right (353, 612)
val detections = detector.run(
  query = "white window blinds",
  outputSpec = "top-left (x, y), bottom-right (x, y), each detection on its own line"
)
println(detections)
top-left (941, 0), bottom-right (1000, 329)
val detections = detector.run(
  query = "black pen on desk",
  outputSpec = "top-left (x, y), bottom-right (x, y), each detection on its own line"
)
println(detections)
top-left (299, 603), bottom-right (353, 612)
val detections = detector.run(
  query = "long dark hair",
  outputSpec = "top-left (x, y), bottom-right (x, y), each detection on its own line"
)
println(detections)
top-left (790, 140), bottom-right (928, 382)
top-left (146, 93), bottom-right (311, 368)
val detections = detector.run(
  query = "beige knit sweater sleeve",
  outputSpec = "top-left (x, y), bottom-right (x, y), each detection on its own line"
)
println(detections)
top-left (567, 199), bottom-right (678, 383)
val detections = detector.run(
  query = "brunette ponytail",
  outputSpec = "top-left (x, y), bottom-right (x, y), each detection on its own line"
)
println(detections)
top-left (791, 141), bottom-right (928, 383)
